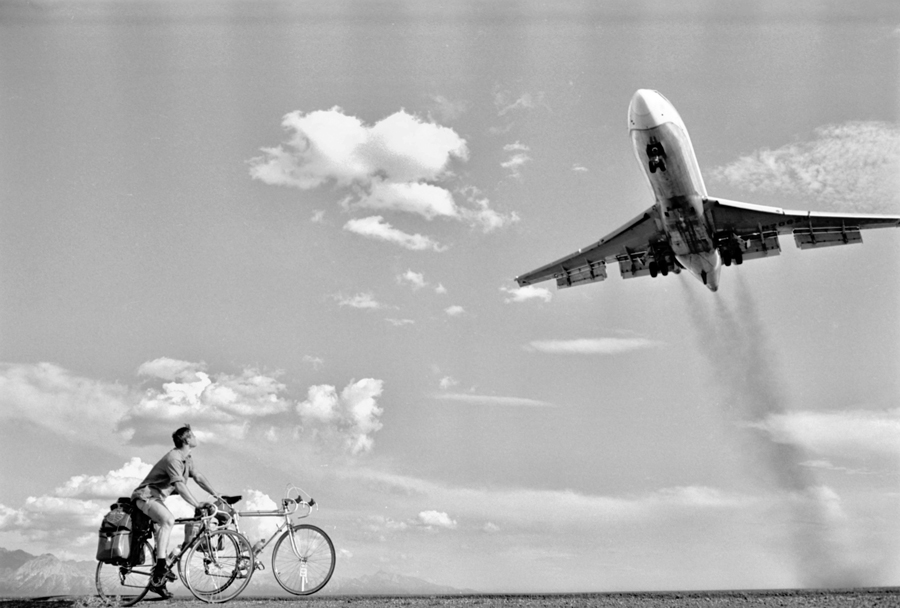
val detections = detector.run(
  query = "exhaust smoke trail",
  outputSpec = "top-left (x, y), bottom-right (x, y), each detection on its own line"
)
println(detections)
top-left (680, 276), bottom-right (867, 587)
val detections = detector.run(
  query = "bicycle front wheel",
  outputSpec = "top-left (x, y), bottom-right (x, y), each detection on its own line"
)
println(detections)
top-left (95, 540), bottom-right (154, 607)
top-left (183, 529), bottom-right (254, 603)
top-left (271, 524), bottom-right (335, 595)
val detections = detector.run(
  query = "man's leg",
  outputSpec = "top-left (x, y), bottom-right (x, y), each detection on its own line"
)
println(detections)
top-left (137, 499), bottom-right (175, 596)
top-left (142, 500), bottom-right (175, 561)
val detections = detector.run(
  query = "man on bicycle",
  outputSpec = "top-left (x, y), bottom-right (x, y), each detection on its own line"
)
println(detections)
top-left (131, 424), bottom-right (221, 598)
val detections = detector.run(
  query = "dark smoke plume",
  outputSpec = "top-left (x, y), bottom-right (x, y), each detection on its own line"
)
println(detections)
top-left (680, 275), bottom-right (868, 587)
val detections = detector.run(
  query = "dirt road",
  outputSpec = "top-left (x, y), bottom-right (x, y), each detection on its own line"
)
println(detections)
top-left (2, 589), bottom-right (899, 608)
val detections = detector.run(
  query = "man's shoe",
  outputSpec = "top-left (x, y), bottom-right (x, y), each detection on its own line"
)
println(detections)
top-left (149, 583), bottom-right (174, 599)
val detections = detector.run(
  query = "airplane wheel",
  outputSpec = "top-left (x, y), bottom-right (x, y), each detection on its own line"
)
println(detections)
top-left (734, 250), bottom-right (743, 265)
top-left (660, 264), bottom-right (669, 277)
top-left (649, 262), bottom-right (659, 278)
top-left (701, 271), bottom-right (708, 285)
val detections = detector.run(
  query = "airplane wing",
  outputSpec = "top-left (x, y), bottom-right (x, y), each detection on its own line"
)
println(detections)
top-left (706, 197), bottom-right (900, 262)
top-left (515, 206), bottom-right (669, 289)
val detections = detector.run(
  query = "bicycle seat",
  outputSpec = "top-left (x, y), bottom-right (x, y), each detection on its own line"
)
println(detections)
top-left (220, 495), bottom-right (242, 505)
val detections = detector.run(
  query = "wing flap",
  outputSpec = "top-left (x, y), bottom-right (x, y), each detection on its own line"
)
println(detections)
top-left (516, 207), bottom-right (663, 288)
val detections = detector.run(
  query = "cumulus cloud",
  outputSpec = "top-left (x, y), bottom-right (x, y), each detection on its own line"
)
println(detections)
top-left (445, 305), bottom-right (465, 317)
top-left (501, 285), bottom-right (552, 303)
top-left (525, 337), bottom-right (662, 355)
top-left (418, 510), bottom-right (457, 530)
top-left (249, 107), bottom-right (517, 244)
top-left (54, 458), bottom-right (151, 498)
top-left (240, 490), bottom-right (281, 542)
top-left (121, 366), bottom-right (292, 445)
top-left (709, 122), bottom-right (900, 213)
top-left (344, 216), bottom-right (448, 251)
top-left (296, 379), bottom-right (385, 455)
top-left (334, 292), bottom-right (385, 310)
top-left (398, 270), bottom-right (427, 290)
top-left (438, 376), bottom-right (458, 390)
top-left (457, 186), bottom-right (520, 233)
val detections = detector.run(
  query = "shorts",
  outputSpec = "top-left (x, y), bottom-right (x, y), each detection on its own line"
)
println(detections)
top-left (132, 486), bottom-right (168, 516)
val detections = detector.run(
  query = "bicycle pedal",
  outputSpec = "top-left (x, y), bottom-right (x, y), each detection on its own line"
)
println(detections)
top-left (254, 560), bottom-right (265, 571)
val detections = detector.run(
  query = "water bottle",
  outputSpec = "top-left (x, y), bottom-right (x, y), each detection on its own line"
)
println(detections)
top-left (251, 539), bottom-right (265, 554)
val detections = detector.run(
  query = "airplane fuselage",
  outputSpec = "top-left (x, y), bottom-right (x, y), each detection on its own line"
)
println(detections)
top-left (628, 89), bottom-right (721, 290)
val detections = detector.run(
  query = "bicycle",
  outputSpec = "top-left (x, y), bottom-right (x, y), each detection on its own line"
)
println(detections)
top-left (95, 502), bottom-right (254, 605)
top-left (225, 485), bottom-right (335, 595)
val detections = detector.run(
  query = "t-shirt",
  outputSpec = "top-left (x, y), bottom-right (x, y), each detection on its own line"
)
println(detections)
top-left (132, 449), bottom-right (194, 502)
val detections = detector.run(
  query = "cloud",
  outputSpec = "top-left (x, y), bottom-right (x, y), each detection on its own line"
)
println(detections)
top-left (427, 94), bottom-right (468, 123)
top-left (240, 490), bottom-right (281, 542)
top-left (0, 362), bottom-right (133, 446)
top-left (418, 510), bottom-right (457, 530)
top-left (137, 357), bottom-right (205, 382)
top-left (525, 338), bottom-right (662, 355)
top-left (438, 376), bottom-right (458, 390)
top-left (296, 379), bottom-right (385, 455)
top-left (501, 285), bottom-right (552, 303)
top-left (344, 216), bottom-right (448, 251)
top-left (386, 318), bottom-right (415, 326)
top-left (444, 305), bottom-right (465, 317)
top-left (334, 292), bottom-right (385, 310)
top-left (494, 90), bottom-right (549, 116)
top-left (54, 458), bottom-right (151, 498)
top-left (303, 355), bottom-right (325, 370)
top-left (745, 408), bottom-right (900, 464)
top-left (502, 142), bottom-right (532, 178)
top-left (397, 270), bottom-right (427, 290)
top-left (432, 393), bottom-right (554, 408)
top-left (709, 122), bottom-right (900, 213)
top-left (121, 366), bottom-right (292, 445)
top-left (572, 164), bottom-right (589, 172)
top-left (457, 186), bottom-right (520, 233)
top-left (249, 107), bottom-right (517, 239)
top-left (355, 181), bottom-right (460, 220)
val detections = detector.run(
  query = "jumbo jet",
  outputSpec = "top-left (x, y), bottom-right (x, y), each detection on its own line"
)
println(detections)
top-left (515, 89), bottom-right (900, 292)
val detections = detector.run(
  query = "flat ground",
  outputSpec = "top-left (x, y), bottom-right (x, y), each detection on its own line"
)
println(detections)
top-left (1, 590), bottom-right (899, 608)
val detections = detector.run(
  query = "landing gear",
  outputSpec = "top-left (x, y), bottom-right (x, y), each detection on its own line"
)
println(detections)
top-left (717, 234), bottom-right (744, 267)
top-left (646, 141), bottom-right (667, 173)
top-left (648, 252), bottom-right (674, 278)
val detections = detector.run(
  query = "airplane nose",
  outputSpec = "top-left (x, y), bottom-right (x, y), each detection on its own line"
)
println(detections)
top-left (629, 89), bottom-right (654, 118)
top-left (628, 89), bottom-right (682, 131)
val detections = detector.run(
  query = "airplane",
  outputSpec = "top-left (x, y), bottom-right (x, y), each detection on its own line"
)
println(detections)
top-left (515, 89), bottom-right (900, 292)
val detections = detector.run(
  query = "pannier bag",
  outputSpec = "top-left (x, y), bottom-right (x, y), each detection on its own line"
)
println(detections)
top-left (96, 500), bottom-right (133, 563)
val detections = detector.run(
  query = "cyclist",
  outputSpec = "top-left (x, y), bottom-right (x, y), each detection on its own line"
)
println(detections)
top-left (131, 424), bottom-right (221, 598)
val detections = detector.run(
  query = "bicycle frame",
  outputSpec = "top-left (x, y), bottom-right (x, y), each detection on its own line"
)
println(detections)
top-left (229, 489), bottom-right (315, 562)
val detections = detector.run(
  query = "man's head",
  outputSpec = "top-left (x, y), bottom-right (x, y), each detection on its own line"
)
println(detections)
top-left (172, 425), bottom-right (197, 449)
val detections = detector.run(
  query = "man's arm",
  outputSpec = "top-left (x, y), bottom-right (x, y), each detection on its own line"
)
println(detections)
top-left (192, 470), bottom-right (219, 500)
top-left (174, 481), bottom-right (204, 509)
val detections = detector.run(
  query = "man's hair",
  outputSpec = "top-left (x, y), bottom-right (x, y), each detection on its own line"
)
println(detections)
top-left (173, 425), bottom-right (193, 448)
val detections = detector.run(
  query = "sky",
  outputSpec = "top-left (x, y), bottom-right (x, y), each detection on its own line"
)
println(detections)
top-left (1, 0), bottom-right (899, 594)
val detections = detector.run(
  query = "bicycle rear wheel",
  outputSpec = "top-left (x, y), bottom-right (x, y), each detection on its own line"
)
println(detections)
top-left (182, 529), bottom-right (254, 603)
top-left (95, 540), bottom-right (154, 607)
top-left (271, 524), bottom-right (335, 595)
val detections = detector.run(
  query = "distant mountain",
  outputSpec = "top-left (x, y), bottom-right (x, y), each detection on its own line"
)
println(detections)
top-left (0, 546), bottom-right (473, 598)
top-left (0, 552), bottom-right (95, 597)
top-left (0, 548), bottom-right (35, 572)
top-left (325, 570), bottom-right (474, 595)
